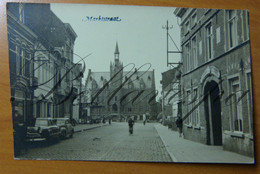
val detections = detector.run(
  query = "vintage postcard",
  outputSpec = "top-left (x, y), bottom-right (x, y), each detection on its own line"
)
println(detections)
top-left (7, 2), bottom-right (254, 163)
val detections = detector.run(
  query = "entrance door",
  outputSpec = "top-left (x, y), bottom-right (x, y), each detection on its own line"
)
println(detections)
top-left (204, 81), bottom-right (222, 145)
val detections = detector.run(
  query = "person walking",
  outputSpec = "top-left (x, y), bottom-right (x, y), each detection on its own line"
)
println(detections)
top-left (128, 118), bottom-right (134, 135)
top-left (176, 116), bottom-right (183, 137)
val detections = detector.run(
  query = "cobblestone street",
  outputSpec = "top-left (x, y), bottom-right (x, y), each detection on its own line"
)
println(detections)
top-left (18, 122), bottom-right (172, 162)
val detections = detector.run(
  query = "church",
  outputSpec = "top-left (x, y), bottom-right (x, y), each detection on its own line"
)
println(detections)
top-left (85, 43), bottom-right (157, 122)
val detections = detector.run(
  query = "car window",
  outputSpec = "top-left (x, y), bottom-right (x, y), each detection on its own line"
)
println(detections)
top-left (35, 119), bottom-right (48, 126)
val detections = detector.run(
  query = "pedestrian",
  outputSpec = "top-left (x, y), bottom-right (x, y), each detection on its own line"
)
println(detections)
top-left (176, 116), bottom-right (183, 137)
top-left (128, 118), bottom-right (134, 135)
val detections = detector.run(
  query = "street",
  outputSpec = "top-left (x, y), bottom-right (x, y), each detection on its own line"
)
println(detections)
top-left (18, 122), bottom-right (172, 162)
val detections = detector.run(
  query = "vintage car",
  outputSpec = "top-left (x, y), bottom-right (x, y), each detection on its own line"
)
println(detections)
top-left (56, 118), bottom-right (74, 139)
top-left (26, 118), bottom-right (60, 142)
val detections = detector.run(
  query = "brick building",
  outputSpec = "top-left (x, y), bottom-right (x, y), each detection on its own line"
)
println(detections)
top-left (85, 43), bottom-right (157, 122)
top-left (174, 8), bottom-right (253, 157)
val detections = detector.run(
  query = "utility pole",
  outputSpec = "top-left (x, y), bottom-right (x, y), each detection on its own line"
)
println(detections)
top-left (162, 20), bottom-right (182, 67)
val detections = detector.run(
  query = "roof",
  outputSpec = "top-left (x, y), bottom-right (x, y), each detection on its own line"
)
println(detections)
top-left (86, 70), bottom-right (154, 89)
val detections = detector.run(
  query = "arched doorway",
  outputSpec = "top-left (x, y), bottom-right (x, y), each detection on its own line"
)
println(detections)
top-left (204, 80), bottom-right (222, 145)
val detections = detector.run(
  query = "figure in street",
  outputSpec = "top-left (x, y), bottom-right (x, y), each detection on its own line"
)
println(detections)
top-left (176, 116), bottom-right (183, 137)
top-left (128, 118), bottom-right (134, 135)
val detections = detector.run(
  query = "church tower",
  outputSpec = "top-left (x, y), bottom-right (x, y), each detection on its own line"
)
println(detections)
top-left (109, 42), bottom-right (123, 119)
top-left (114, 42), bottom-right (119, 60)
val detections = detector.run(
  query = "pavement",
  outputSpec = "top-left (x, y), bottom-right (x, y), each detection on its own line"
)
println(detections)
top-left (72, 122), bottom-right (254, 164)
top-left (154, 123), bottom-right (254, 164)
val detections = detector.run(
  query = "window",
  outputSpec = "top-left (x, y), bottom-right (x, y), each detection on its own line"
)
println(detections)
top-left (19, 4), bottom-right (24, 23)
top-left (246, 72), bottom-right (253, 134)
top-left (192, 36), bottom-right (197, 69)
top-left (185, 43), bottom-right (190, 72)
top-left (227, 10), bottom-right (237, 48)
top-left (19, 48), bottom-right (25, 75)
top-left (228, 76), bottom-right (243, 132)
top-left (185, 20), bottom-right (190, 35)
top-left (194, 88), bottom-right (200, 126)
top-left (242, 10), bottom-right (249, 41)
top-left (191, 12), bottom-right (197, 28)
top-left (187, 90), bottom-right (192, 125)
top-left (205, 23), bottom-right (213, 61)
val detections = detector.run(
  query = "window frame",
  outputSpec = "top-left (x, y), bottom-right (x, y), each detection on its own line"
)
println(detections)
top-left (227, 75), bottom-right (243, 132)
top-left (205, 22), bottom-right (214, 61)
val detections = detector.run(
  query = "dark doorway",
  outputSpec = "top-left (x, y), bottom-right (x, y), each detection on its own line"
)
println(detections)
top-left (204, 80), bottom-right (222, 145)
top-left (112, 103), bottom-right (118, 112)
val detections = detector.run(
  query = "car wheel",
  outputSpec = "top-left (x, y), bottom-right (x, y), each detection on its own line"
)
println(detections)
top-left (61, 131), bottom-right (66, 139)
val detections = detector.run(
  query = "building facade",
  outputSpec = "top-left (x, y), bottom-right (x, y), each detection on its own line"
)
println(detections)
top-left (174, 8), bottom-right (253, 157)
top-left (8, 4), bottom-right (37, 126)
top-left (160, 65), bottom-right (182, 124)
top-left (7, 3), bottom-right (79, 125)
top-left (85, 43), bottom-right (157, 122)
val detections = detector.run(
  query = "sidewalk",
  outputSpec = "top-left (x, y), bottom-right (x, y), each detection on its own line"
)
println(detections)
top-left (74, 123), bottom-right (108, 133)
top-left (154, 123), bottom-right (254, 164)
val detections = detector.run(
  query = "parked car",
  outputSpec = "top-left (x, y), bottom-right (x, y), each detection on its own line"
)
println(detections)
top-left (26, 118), bottom-right (60, 142)
top-left (56, 118), bottom-right (74, 139)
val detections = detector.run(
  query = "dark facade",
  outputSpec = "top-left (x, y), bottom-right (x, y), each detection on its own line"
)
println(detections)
top-left (174, 8), bottom-right (253, 157)
top-left (85, 43), bottom-right (157, 121)
top-left (8, 3), bottom-right (38, 126)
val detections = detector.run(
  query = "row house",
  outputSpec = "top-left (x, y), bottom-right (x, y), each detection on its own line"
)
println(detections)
top-left (7, 3), bottom-right (78, 125)
top-left (174, 8), bottom-right (253, 157)
top-left (160, 65), bottom-right (182, 125)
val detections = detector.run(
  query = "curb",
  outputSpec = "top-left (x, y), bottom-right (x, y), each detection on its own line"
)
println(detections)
top-left (154, 124), bottom-right (178, 162)
top-left (74, 124), bottom-right (108, 133)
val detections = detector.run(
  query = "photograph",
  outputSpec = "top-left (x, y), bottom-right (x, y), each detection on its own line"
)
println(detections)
top-left (7, 2), bottom-right (254, 163)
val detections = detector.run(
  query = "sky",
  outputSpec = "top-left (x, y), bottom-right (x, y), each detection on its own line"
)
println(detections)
top-left (50, 3), bottom-right (181, 95)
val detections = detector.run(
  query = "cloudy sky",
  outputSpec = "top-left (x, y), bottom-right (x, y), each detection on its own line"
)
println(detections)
top-left (51, 3), bottom-right (181, 94)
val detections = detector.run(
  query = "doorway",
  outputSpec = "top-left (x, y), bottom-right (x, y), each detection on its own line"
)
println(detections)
top-left (204, 80), bottom-right (222, 145)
